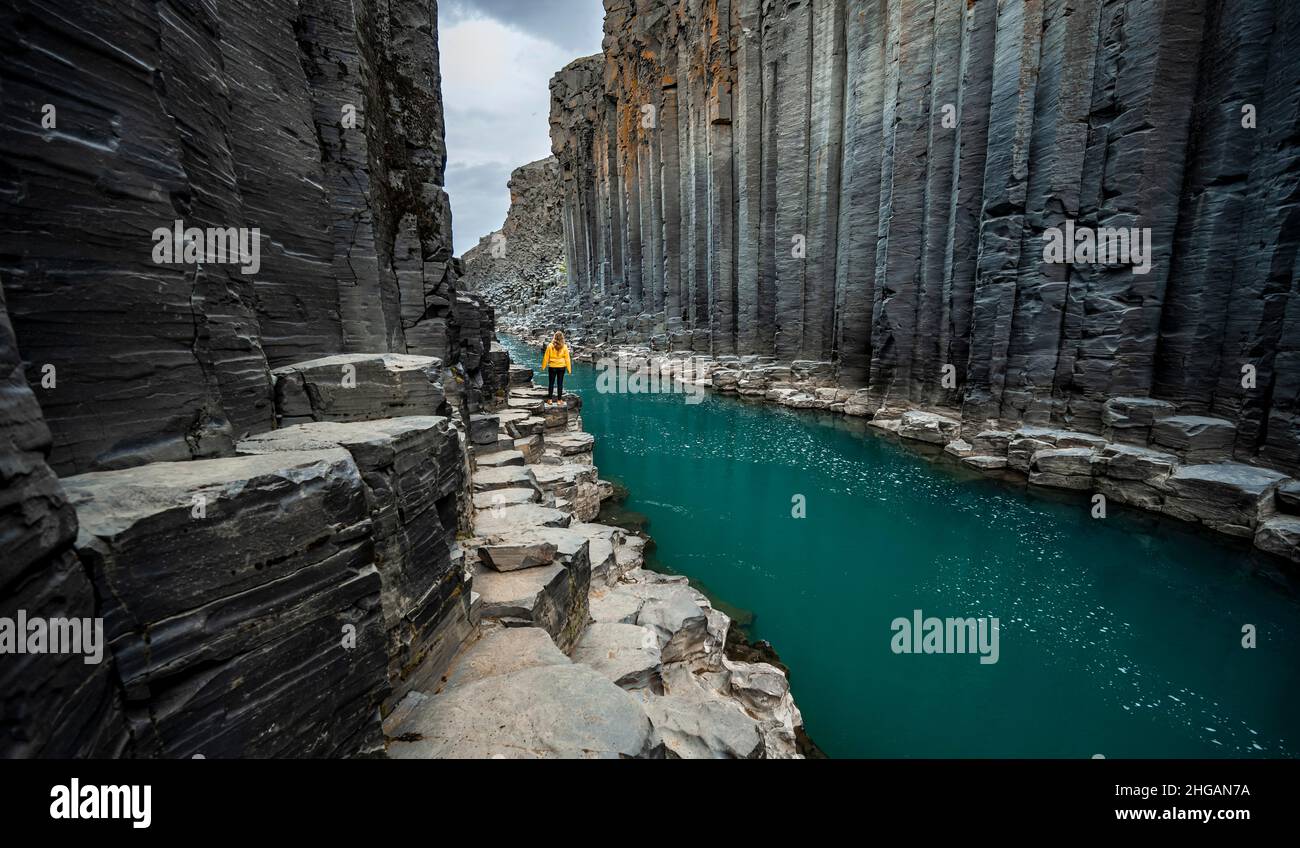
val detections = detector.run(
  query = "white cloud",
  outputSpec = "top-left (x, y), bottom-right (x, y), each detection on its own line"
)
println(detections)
top-left (440, 7), bottom-right (603, 255)
top-left (443, 0), bottom-right (605, 53)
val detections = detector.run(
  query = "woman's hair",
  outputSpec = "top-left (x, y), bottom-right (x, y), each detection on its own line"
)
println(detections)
top-left (553, 331), bottom-right (566, 348)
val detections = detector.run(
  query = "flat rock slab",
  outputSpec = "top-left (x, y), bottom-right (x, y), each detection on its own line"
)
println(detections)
top-left (507, 416), bottom-right (547, 438)
top-left (1090, 443), bottom-right (1179, 481)
top-left (962, 455), bottom-right (1008, 471)
top-left (1152, 416), bottom-right (1236, 461)
top-left (590, 586), bottom-right (647, 624)
top-left (441, 627), bottom-right (570, 691)
top-left (573, 622), bottom-right (662, 691)
top-left (532, 463), bottom-right (599, 490)
top-left (472, 487), bottom-right (538, 509)
top-left (475, 503), bottom-right (572, 534)
top-left (1163, 462), bottom-right (1288, 535)
top-left (386, 664), bottom-right (657, 758)
top-left (897, 410), bottom-right (960, 444)
top-left (496, 409), bottom-right (532, 424)
top-left (1103, 397), bottom-right (1177, 427)
top-left (507, 396), bottom-right (546, 414)
top-left (547, 432), bottom-right (596, 455)
top-left (474, 563), bottom-right (567, 620)
top-left (472, 465), bottom-right (539, 494)
top-left (1028, 447), bottom-right (1095, 489)
top-left (271, 353), bottom-right (444, 424)
top-left (472, 434), bottom-right (517, 456)
top-left (490, 525), bottom-right (589, 561)
top-left (477, 449), bottom-right (525, 468)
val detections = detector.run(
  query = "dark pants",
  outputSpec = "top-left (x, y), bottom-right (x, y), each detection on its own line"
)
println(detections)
top-left (547, 367), bottom-right (566, 399)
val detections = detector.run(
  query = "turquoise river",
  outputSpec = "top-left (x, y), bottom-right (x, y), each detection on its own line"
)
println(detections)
top-left (501, 336), bottom-right (1300, 758)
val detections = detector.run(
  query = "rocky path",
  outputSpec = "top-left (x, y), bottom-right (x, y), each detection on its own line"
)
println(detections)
top-left (383, 375), bottom-right (805, 759)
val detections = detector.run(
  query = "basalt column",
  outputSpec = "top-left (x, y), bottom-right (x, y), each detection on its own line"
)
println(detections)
top-left (551, 0), bottom-right (1300, 472)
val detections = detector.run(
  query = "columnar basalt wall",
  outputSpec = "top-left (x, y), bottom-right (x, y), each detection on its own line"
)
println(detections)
top-left (0, 0), bottom-right (497, 758)
top-left (0, 0), bottom-right (484, 476)
top-left (550, 0), bottom-right (1300, 473)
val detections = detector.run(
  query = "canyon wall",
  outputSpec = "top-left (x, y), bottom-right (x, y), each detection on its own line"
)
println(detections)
top-left (0, 0), bottom-right (491, 477)
top-left (0, 0), bottom-right (498, 757)
top-left (461, 156), bottom-right (568, 315)
top-left (549, 0), bottom-right (1300, 473)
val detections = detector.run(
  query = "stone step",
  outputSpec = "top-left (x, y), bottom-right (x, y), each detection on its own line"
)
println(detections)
top-left (472, 435), bottom-right (516, 457)
top-left (472, 487), bottom-right (539, 509)
top-left (440, 626), bottom-right (570, 691)
top-left (385, 664), bottom-right (658, 759)
top-left (477, 449), bottom-right (526, 468)
top-left (271, 353), bottom-right (444, 425)
top-left (475, 503), bottom-right (572, 534)
top-left (471, 538), bottom-right (589, 651)
top-left (472, 465), bottom-right (540, 494)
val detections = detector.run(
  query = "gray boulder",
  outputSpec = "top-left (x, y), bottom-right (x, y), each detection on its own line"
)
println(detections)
top-left (897, 411), bottom-right (961, 445)
top-left (639, 667), bottom-right (764, 759)
top-left (1091, 443), bottom-right (1179, 509)
top-left (1162, 462), bottom-right (1288, 536)
top-left (468, 413), bottom-right (499, 445)
top-left (1254, 516), bottom-right (1300, 563)
top-left (1028, 447), bottom-right (1095, 490)
top-left (1152, 416), bottom-right (1237, 463)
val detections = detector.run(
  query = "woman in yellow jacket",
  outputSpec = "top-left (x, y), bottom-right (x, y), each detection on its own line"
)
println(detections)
top-left (541, 331), bottom-right (572, 404)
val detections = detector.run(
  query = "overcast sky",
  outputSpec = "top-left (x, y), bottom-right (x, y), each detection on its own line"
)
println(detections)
top-left (441, 0), bottom-right (605, 255)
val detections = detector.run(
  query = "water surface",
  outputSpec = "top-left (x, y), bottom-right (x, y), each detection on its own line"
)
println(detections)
top-left (504, 337), bottom-right (1300, 758)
